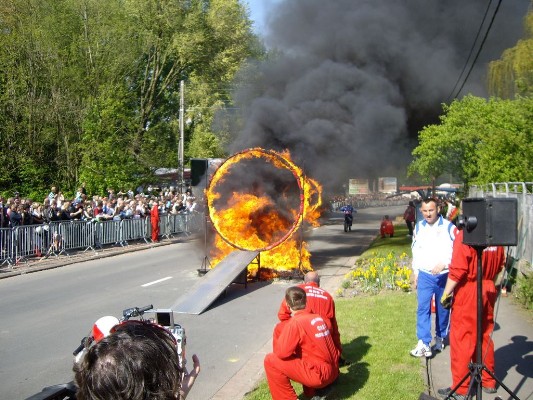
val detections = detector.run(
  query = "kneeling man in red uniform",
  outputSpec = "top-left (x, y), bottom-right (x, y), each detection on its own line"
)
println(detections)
top-left (380, 215), bottom-right (394, 238)
top-left (264, 286), bottom-right (340, 400)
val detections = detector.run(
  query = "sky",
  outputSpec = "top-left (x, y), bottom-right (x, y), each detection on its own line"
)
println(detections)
top-left (246, 0), bottom-right (279, 35)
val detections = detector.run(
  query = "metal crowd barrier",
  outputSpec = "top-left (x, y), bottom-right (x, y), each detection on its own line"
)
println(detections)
top-left (159, 214), bottom-right (172, 239)
top-left (1, 227), bottom-right (14, 266)
top-left (185, 212), bottom-right (204, 234)
top-left (166, 214), bottom-right (186, 236)
top-left (96, 220), bottom-right (124, 247)
top-left (121, 218), bottom-right (150, 244)
top-left (0, 214), bottom-right (198, 268)
top-left (332, 198), bottom-right (408, 211)
top-left (59, 220), bottom-right (96, 253)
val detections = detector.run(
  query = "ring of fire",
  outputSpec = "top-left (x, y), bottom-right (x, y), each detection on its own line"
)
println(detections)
top-left (206, 148), bottom-right (304, 252)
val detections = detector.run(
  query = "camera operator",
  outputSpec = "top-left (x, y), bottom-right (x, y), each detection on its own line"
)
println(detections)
top-left (74, 321), bottom-right (200, 400)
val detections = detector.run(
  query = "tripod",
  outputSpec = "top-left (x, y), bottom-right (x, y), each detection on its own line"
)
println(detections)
top-left (444, 246), bottom-right (519, 400)
top-left (197, 213), bottom-right (211, 275)
top-left (197, 179), bottom-right (211, 276)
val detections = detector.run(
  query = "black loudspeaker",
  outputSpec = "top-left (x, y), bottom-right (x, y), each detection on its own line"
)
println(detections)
top-left (190, 158), bottom-right (208, 186)
top-left (461, 197), bottom-right (518, 247)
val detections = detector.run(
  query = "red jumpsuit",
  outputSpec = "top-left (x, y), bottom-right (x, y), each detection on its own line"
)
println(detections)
top-left (264, 310), bottom-right (340, 400)
top-left (150, 204), bottom-right (160, 242)
top-left (276, 282), bottom-right (341, 353)
top-left (380, 219), bottom-right (394, 237)
top-left (448, 230), bottom-right (505, 394)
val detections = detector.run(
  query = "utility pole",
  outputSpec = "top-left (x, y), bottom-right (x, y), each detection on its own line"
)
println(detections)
top-left (179, 80), bottom-right (185, 192)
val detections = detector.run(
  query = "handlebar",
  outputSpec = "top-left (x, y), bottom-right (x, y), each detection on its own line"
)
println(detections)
top-left (73, 337), bottom-right (88, 356)
top-left (121, 304), bottom-right (153, 321)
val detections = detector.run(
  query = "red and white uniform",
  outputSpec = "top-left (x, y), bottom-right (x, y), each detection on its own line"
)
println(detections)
top-left (264, 310), bottom-right (340, 400)
top-left (448, 230), bottom-right (505, 394)
top-left (277, 282), bottom-right (341, 353)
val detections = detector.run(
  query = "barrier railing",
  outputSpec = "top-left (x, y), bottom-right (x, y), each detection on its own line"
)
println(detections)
top-left (331, 198), bottom-right (408, 211)
top-left (121, 218), bottom-right (150, 244)
top-left (1, 227), bottom-right (15, 266)
top-left (0, 213), bottom-right (199, 268)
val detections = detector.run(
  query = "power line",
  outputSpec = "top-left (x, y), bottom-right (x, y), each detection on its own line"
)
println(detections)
top-left (447, 0), bottom-right (503, 101)
top-left (446, 0), bottom-right (493, 102)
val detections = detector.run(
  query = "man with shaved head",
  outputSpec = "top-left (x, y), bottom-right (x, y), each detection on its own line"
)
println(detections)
top-left (276, 271), bottom-right (343, 362)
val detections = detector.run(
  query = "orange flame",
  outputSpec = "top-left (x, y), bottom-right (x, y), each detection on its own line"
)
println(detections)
top-left (206, 148), bottom-right (322, 278)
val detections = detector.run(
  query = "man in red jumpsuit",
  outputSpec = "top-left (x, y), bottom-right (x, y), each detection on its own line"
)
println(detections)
top-left (264, 286), bottom-right (340, 400)
top-left (380, 215), bottom-right (394, 238)
top-left (150, 200), bottom-right (160, 242)
top-left (438, 230), bottom-right (505, 398)
top-left (276, 271), bottom-right (341, 355)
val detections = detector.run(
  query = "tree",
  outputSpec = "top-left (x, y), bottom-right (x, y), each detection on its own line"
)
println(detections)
top-left (0, 0), bottom-right (87, 196)
top-left (409, 95), bottom-right (533, 188)
top-left (488, 10), bottom-right (533, 99)
top-left (0, 0), bottom-right (261, 198)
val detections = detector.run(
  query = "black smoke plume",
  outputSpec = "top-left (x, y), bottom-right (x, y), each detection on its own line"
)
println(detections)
top-left (222, 0), bottom-right (530, 190)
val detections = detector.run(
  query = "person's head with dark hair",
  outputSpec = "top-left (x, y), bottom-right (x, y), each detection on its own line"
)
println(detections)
top-left (74, 321), bottom-right (199, 400)
top-left (285, 286), bottom-right (307, 311)
top-left (421, 197), bottom-right (437, 206)
top-left (420, 197), bottom-right (439, 225)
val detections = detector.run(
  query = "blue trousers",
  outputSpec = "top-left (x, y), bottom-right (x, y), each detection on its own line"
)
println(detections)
top-left (416, 271), bottom-right (450, 345)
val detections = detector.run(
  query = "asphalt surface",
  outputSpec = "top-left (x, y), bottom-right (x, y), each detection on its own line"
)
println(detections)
top-left (2, 206), bottom-right (532, 400)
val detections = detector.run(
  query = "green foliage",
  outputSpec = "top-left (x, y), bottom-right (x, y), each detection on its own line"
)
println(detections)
top-left (489, 11), bottom-right (533, 99)
top-left (409, 95), bottom-right (533, 187)
top-left (515, 268), bottom-right (533, 310)
top-left (0, 0), bottom-right (262, 196)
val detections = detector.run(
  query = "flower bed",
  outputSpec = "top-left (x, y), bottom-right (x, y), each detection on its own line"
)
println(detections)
top-left (337, 251), bottom-right (412, 297)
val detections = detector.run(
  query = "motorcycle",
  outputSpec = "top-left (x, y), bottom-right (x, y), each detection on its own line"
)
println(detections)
top-left (339, 205), bottom-right (356, 232)
top-left (343, 212), bottom-right (353, 232)
top-left (26, 305), bottom-right (185, 400)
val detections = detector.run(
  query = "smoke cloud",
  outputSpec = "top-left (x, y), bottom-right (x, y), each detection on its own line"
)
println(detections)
top-left (222, 0), bottom-right (530, 190)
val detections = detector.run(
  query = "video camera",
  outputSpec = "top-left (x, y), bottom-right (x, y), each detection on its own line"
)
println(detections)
top-left (152, 308), bottom-right (187, 368)
top-left (28, 306), bottom-right (187, 400)
top-left (74, 305), bottom-right (186, 368)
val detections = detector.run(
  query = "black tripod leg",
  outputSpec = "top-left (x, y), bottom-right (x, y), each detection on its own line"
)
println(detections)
top-left (482, 366), bottom-right (521, 400)
top-left (443, 368), bottom-right (475, 399)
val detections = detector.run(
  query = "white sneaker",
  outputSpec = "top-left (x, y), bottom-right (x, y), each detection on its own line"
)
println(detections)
top-left (410, 340), bottom-right (432, 357)
top-left (433, 336), bottom-right (445, 352)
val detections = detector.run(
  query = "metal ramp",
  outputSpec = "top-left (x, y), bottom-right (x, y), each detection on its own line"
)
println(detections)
top-left (172, 250), bottom-right (259, 314)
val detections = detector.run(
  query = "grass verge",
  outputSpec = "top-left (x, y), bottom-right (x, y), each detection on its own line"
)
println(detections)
top-left (244, 224), bottom-right (426, 399)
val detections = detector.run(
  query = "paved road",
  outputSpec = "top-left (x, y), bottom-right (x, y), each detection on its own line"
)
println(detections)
top-left (2, 205), bottom-right (531, 400)
top-left (0, 206), bottom-right (401, 400)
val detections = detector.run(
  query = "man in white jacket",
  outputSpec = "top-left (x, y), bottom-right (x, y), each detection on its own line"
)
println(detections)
top-left (410, 197), bottom-right (457, 358)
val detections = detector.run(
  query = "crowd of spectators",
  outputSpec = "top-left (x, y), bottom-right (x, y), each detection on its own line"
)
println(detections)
top-left (327, 192), bottom-right (414, 212)
top-left (0, 185), bottom-right (200, 229)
